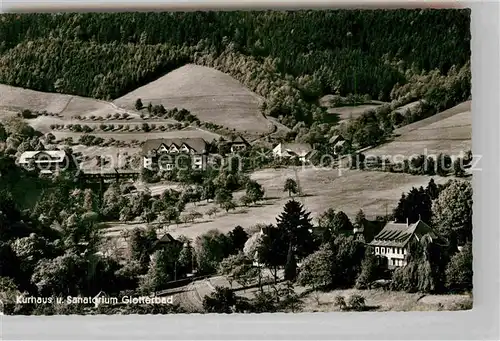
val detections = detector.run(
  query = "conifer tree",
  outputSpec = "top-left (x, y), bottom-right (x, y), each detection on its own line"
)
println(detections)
top-left (276, 200), bottom-right (315, 259)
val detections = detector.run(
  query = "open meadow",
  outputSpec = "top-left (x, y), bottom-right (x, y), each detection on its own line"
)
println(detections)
top-left (367, 101), bottom-right (471, 158)
top-left (102, 167), bottom-right (455, 246)
top-left (113, 64), bottom-right (274, 136)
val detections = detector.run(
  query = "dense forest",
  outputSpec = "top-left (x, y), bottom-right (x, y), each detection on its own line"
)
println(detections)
top-left (0, 10), bottom-right (471, 126)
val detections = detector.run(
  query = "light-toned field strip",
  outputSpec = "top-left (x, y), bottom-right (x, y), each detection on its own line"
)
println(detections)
top-left (103, 168), bottom-right (456, 243)
top-left (113, 64), bottom-right (273, 135)
top-left (367, 101), bottom-right (471, 158)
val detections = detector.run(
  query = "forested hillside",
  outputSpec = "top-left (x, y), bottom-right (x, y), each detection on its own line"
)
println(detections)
top-left (0, 10), bottom-right (471, 127)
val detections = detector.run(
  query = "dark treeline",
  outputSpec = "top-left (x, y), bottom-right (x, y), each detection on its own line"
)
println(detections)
top-left (0, 10), bottom-right (470, 126)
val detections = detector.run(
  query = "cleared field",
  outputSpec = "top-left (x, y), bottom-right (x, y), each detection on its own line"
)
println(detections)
top-left (250, 167), bottom-right (453, 220)
top-left (300, 288), bottom-right (471, 312)
top-left (113, 64), bottom-right (274, 135)
top-left (326, 104), bottom-right (382, 123)
top-left (393, 100), bottom-right (422, 115)
top-left (0, 84), bottom-right (140, 120)
top-left (52, 126), bottom-right (222, 143)
top-left (167, 273), bottom-right (471, 312)
top-left (0, 84), bottom-right (72, 113)
top-left (368, 101), bottom-right (471, 158)
top-left (103, 167), bottom-right (453, 243)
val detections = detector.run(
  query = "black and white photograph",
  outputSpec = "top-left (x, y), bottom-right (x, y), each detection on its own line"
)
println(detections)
top-left (0, 9), bottom-right (473, 316)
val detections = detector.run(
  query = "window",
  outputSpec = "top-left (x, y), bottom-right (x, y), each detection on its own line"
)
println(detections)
top-left (392, 259), bottom-right (396, 265)
top-left (375, 247), bottom-right (379, 253)
top-left (381, 247), bottom-right (385, 254)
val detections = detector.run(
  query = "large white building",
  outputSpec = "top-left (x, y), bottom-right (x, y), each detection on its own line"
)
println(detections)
top-left (369, 219), bottom-right (442, 268)
top-left (142, 138), bottom-right (209, 171)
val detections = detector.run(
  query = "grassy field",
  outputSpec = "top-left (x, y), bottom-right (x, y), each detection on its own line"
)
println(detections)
top-left (113, 64), bottom-right (274, 135)
top-left (367, 101), bottom-right (471, 158)
top-left (326, 104), bottom-right (384, 123)
top-left (51, 127), bottom-right (222, 143)
top-left (319, 95), bottom-right (386, 123)
top-left (103, 167), bottom-right (453, 245)
top-left (299, 288), bottom-right (472, 312)
top-left (167, 272), bottom-right (471, 312)
top-left (0, 84), bottom-right (138, 120)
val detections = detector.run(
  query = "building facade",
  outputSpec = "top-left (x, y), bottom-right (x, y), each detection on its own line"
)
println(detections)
top-left (18, 150), bottom-right (68, 174)
top-left (369, 219), bottom-right (440, 268)
top-left (142, 138), bottom-right (209, 171)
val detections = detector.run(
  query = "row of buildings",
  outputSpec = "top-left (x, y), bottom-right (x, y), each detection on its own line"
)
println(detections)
top-left (17, 133), bottom-right (347, 173)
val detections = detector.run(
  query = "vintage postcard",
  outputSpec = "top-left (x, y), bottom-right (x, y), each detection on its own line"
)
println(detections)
top-left (0, 9), bottom-right (472, 315)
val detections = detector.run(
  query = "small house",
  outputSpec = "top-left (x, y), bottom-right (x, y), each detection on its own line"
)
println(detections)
top-left (272, 143), bottom-right (314, 163)
top-left (18, 150), bottom-right (68, 174)
top-left (328, 135), bottom-right (346, 155)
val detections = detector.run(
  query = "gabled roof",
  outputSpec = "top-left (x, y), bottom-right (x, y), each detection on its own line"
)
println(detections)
top-left (142, 138), bottom-right (208, 155)
top-left (230, 135), bottom-right (250, 145)
top-left (18, 150), bottom-right (66, 164)
top-left (277, 143), bottom-right (313, 157)
top-left (158, 233), bottom-right (179, 244)
top-left (329, 135), bottom-right (345, 144)
top-left (369, 220), bottom-right (435, 248)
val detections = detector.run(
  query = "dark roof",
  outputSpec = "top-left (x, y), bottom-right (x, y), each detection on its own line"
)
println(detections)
top-left (142, 138), bottom-right (208, 155)
top-left (158, 233), bottom-right (179, 244)
top-left (231, 135), bottom-right (250, 145)
top-left (329, 135), bottom-right (345, 144)
top-left (369, 220), bottom-right (435, 248)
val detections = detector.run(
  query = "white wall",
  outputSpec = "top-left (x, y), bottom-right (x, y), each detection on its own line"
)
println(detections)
top-left (374, 245), bottom-right (407, 267)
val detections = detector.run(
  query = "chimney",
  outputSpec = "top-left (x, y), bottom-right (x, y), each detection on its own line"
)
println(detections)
top-left (418, 214), bottom-right (421, 221)
top-left (406, 218), bottom-right (409, 226)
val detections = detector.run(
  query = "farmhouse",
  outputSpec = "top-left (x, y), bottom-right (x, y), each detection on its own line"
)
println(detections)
top-left (217, 135), bottom-right (251, 154)
top-left (228, 135), bottom-right (251, 153)
top-left (142, 138), bottom-right (209, 171)
top-left (369, 219), bottom-right (442, 268)
top-left (272, 143), bottom-right (314, 163)
top-left (328, 135), bottom-right (346, 155)
top-left (18, 150), bottom-right (68, 174)
top-left (152, 233), bottom-right (183, 251)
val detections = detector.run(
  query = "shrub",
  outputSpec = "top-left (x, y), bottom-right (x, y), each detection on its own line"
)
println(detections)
top-left (135, 98), bottom-right (143, 110)
top-left (445, 243), bottom-right (472, 293)
top-left (333, 295), bottom-right (347, 311)
top-left (347, 294), bottom-right (366, 311)
top-left (21, 109), bottom-right (35, 119)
